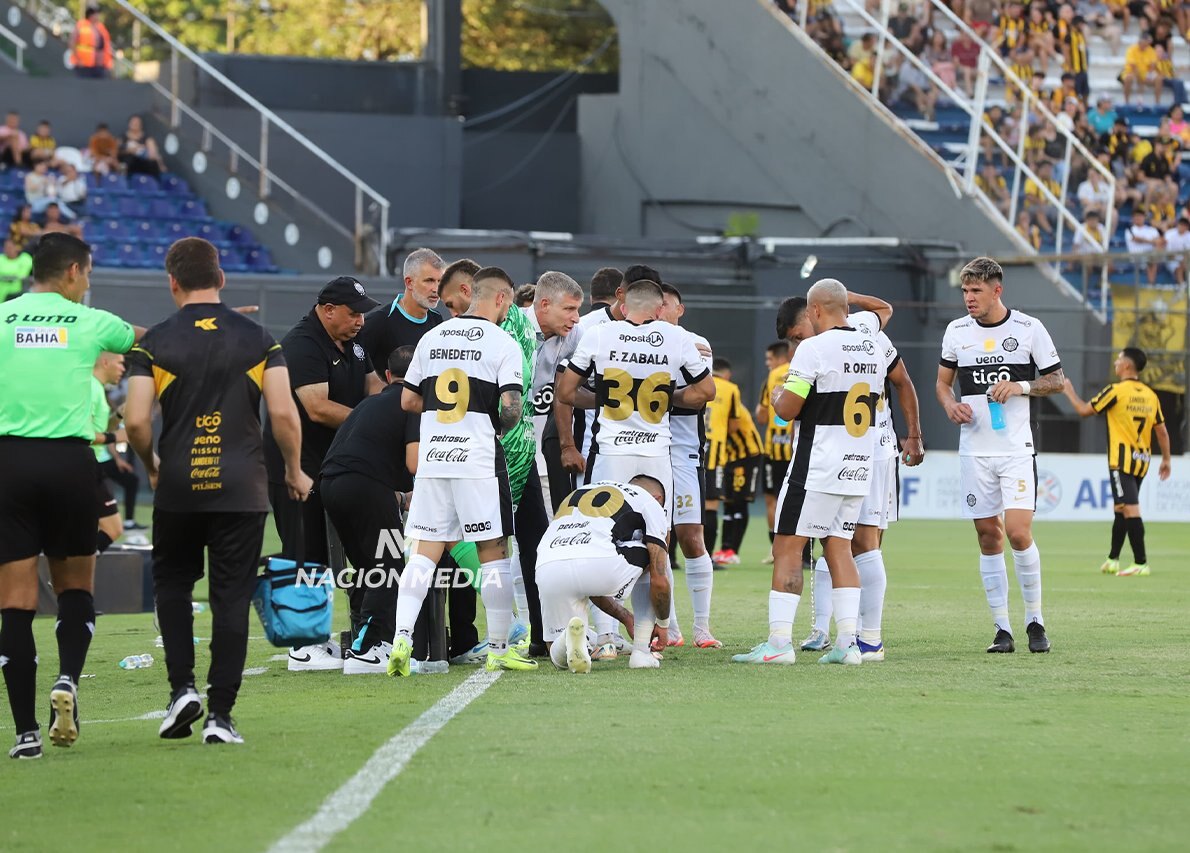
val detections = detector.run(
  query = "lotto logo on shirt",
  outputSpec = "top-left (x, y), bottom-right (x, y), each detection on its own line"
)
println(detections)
top-left (14, 326), bottom-right (68, 348)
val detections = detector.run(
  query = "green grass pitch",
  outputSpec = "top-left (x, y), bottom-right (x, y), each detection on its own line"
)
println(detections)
top-left (3, 517), bottom-right (1188, 851)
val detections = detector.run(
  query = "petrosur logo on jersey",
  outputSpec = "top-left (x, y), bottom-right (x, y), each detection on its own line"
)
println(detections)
top-left (899, 451), bottom-right (1190, 522)
top-left (14, 326), bottom-right (69, 348)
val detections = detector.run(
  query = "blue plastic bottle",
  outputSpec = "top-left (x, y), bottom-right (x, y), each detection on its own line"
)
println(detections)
top-left (987, 396), bottom-right (1007, 430)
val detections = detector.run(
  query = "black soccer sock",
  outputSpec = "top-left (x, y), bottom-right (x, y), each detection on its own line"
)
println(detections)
top-left (97, 530), bottom-right (114, 554)
top-left (1126, 516), bottom-right (1147, 564)
top-left (1109, 512), bottom-right (1127, 560)
top-left (55, 589), bottom-right (96, 684)
top-left (0, 609), bottom-right (38, 734)
top-left (768, 530), bottom-right (775, 545)
top-left (721, 514), bottom-right (738, 553)
top-left (735, 505), bottom-right (751, 550)
top-left (802, 540), bottom-right (813, 567)
top-left (703, 509), bottom-right (718, 553)
top-left (154, 586), bottom-right (196, 694)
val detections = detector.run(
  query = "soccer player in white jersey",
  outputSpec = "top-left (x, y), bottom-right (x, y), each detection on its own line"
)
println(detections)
top-left (658, 282), bottom-right (721, 649)
top-left (537, 477), bottom-right (673, 672)
top-left (799, 310), bottom-right (926, 661)
top-left (555, 279), bottom-right (715, 657)
top-left (391, 267), bottom-right (537, 676)
top-left (734, 279), bottom-right (888, 666)
top-left (936, 257), bottom-right (1062, 654)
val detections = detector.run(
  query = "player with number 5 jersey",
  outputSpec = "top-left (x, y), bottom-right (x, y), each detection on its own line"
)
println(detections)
top-left (392, 267), bottom-right (537, 677)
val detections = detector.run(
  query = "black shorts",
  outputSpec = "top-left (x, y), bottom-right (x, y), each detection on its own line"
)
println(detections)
top-left (724, 456), bottom-right (761, 503)
top-left (704, 465), bottom-right (724, 502)
top-left (1109, 469), bottom-right (1143, 506)
top-left (96, 470), bottom-right (120, 519)
top-left (0, 437), bottom-right (100, 563)
top-left (763, 458), bottom-right (790, 496)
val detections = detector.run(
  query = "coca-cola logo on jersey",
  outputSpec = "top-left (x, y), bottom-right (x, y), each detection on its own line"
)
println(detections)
top-left (613, 430), bottom-right (659, 446)
top-left (442, 327), bottom-right (484, 341)
top-left (550, 532), bottom-right (593, 548)
top-left (426, 447), bottom-right (471, 463)
top-left (837, 466), bottom-right (870, 482)
top-left (618, 331), bottom-right (664, 347)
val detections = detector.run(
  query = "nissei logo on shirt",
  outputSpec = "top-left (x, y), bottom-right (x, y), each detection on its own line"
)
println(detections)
top-left (14, 326), bottom-right (68, 348)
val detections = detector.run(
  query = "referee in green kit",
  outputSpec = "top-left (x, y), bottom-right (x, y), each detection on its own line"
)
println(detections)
top-left (0, 233), bottom-right (143, 760)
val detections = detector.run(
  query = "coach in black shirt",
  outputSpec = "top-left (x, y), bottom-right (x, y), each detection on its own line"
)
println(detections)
top-left (321, 345), bottom-right (420, 674)
top-left (126, 237), bottom-right (310, 744)
top-left (264, 276), bottom-right (380, 567)
top-left (358, 247), bottom-right (445, 380)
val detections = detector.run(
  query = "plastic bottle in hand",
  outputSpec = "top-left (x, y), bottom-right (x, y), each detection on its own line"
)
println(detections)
top-left (118, 654), bottom-right (154, 670)
top-left (987, 394), bottom-right (1007, 430)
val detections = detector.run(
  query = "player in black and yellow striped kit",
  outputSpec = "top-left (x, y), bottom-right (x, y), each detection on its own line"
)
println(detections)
top-left (703, 358), bottom-right (742, 562)
top-left (719, 400), bottom-right (764, 563)
top-left (1063, 347), bottom-right (1171, 577)
top-left (755, 341), bottom-right (793, 562)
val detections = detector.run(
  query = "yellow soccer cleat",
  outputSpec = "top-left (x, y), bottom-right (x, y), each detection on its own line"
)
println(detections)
top-left (1117, 563), bottom-right (1151, 577)
top-left (386, 636), bottom-right (412, 678)
top-left (1100, 559), bottom-right (1120, 575)
top-left (485, 646), bottom-right (539, 672)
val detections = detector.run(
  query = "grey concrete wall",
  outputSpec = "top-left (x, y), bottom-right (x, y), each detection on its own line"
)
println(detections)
top-left (1, 1), bottom-right (74, 77)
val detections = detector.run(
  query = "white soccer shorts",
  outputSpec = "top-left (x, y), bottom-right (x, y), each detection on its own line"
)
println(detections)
top-left (671, 463), bottom-right (704, 527)
top-left (774, 482), bottom-right (864, 541)
top-left (586, 453), bottom-right (674, 522)
top-left (959, 455), bottom-right (1036, 518)
top-left (404, 476), bottom-right (514, 543)
top-left (537, 554), bottom-right (640, 641)
top-left (858, 456), bottom-right (899, 530)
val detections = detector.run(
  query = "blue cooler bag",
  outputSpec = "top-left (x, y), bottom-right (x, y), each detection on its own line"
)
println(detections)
top-left (252, 555), bottom-right (334, 648)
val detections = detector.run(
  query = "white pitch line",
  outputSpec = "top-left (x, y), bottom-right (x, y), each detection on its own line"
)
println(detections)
top-left (267, 669), bottom-right (502, 853)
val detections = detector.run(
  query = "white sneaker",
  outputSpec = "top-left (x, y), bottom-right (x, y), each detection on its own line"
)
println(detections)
top-left (564, 617), bottom-right (591, 674)
top-left (448, 641), bottom-right (489, 665)
top-left (612, 633), bottom-right (628, 653)
top-left (343, 642), bottom-right (391, 675)
top-left (629, 649), bottom-right (661, 669)
top-left (287, 642), bottom-right (342, 672)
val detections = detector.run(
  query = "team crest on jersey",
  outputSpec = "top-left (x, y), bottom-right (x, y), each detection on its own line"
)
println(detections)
top-left (966, 493), bottom-right (977, 507)
top-left (1002, 337), bottom-right (1019, 352)
top-left (353, 343), bottom-right (365, 360)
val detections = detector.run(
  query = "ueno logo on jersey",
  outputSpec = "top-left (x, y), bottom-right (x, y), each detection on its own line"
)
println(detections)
top-left (974, 355), bottom-right (1004, 364)
top-left (971, 366), bottom-right (1012, 386)
top-left (442, 327), bottom-right (484, 341)
top-left (618, 331), bottom-right (664, 347)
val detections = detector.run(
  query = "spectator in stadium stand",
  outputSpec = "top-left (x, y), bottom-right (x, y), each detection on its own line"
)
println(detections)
top-left (952, 30), bottom-right (980, 97)
top-left (977, 161), bottom-right (1011, 217)
top-left (0, 232), bottom-right (142, 760)
top-left (8, 205), bottom-right (42, 251)
top-left (1138, 138), bottom-right (1175, 202)
top-left (1076, 166), bottom-right (1114, 217)
top-left (0, 111), bottom-right (29, 168)
top-left (262, 277), bottom-right (382, 671)
top-left (1169, 105), bottom-right (1190, 145)
top-left (1163, 217), bottom-right (1190, 283)
top-left (1073, 209), bottom-right (1106, 258)
top-left (967, 0), bottom-right (997, 36)
top-left (56, 163), bottom-right (87, 208)
top-left (1080, 0), bottom-right (1122, 55)
top-left (1087, 96), bottom-right (1118, 136)
top-left (24, 162), bottom-right (56, 216)
top-left (890, 3), bottom-right (928, 54)
top-left (27, 121), bottom-right (57, 168)
top-left (1023, 160), bottom-right (1061, 235)
top-left (1016, 209), bottom-right (1043, 250)
top-left (87, 123), bottom-right (120, 175)
top-left (0, 237), bottom-right (32, 301)
top-left (71, 5), bottom-right (114, 80)
top-left (42, 205), bottom-right (82, 239)
top-left (1154, 46), bottom-right (1187, 105)
top-left (119, 115), bottom-right (166, 177)
top-left (1125, 208), bottom-right (1163, 284)
top-left (1120, 31), bottom-right (1160, 105)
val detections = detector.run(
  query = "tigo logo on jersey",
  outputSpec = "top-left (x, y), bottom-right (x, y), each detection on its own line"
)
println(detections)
top-left (14, 326), bottom-right (68, 348)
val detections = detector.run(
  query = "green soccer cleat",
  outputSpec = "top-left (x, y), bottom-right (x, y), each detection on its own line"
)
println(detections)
top-left (386, 637), bottom-right (412, 678)
top-left (1117, 563), bottom-right (1150, 577)
top-left (818, 645), bottom-right (862, 665)
top-left (486, 646), bottom-right (539, 672)
top-left (1100, 558), bottom-right (1120, 575)
top-left (730, 641), bottom-right (797, 665)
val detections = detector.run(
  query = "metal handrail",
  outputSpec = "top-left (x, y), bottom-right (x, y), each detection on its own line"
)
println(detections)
top-left (0, 23), bottom-right (27, 71)
top-left (106, 0), bottom-right (390, 272)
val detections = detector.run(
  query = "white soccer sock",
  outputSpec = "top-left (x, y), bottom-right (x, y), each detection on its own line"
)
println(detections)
top-left (856, 549), bottom-right (887, 646)
top-left (767, 590), bottom-right (800, 649)
top-left (1012, 543), bottom-right (1044, 626)
top-left (685, 553), bottom-right (714, 632)
top-left (812, 557), bottom-right (833, 634)
top-left (831, 586), bottom-right (861, 649)
top-left (591, 600), bottom-right (618, 639)
top-left (394, 554), bottom-right (435, 640)
top-left (479, 558), bottom-right (514, 652)
top-left (979, 553), bottom-right (1013, 635)
top-left (549, 635), bottom-right (567, 669)
top-left (631, 572), bottom-right (655, 653)
top-left (509, 545), bottom-right (529, 621)
top-left (666, 561), bottom-right (681, 637)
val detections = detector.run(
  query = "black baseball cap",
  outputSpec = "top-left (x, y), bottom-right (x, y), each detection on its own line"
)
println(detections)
top-left (317, 276), bottom-right (379, 313)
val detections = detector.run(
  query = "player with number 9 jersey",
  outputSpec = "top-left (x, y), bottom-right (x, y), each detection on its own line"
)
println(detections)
top-left (402, 313), bottom-right (523, 542)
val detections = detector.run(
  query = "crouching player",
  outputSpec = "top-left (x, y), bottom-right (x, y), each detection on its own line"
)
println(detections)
top-left (537, 477), bottom-right (672, 673)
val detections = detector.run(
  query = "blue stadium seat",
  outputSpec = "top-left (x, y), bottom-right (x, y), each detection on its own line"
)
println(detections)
top-left (218, 246), bottom-right (248, 272)
top-left (244, 248), bottom-right (277, 273)
top-left (101, 218), bottom-right (133, 242)
top-left (160, 174), bottom-right (191, 196)
top-left (128, 173), bottom-right (161, 195)
top-left (226, 223), bottom-right (255, 245)
top-left (150, 197), bottom-right (181, 220)
top-left (118, 197), bottom-right (151, 219)
top-left (98, 173), bottom-right (129, 194)
top-left (86, 194), bottom-right (114, 218)
top-left (177, 199), bottom-right (208, 221)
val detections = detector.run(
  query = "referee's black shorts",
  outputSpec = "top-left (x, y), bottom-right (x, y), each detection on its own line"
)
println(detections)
top-left (96, 464), bottom-right (120, 519)
top-left (0, 437), bottom-right (99, 563)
